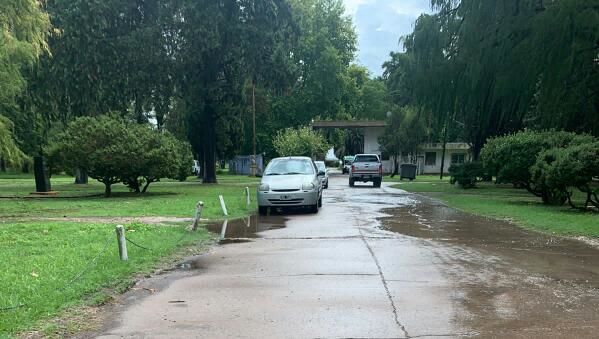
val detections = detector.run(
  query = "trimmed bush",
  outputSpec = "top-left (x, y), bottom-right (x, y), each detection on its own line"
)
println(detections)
top-left (273, 126), bottom-right (330, 158)
top-left (449, 162), bottom-right (484, 189)
top-left (481, 130), bottom-right (595, 200)
top-left (531, 142), bottom-right (599, 208)
top-left (49, 116), bottom-right (193, 196)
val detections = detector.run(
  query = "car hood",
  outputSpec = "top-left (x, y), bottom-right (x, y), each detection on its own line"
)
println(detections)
top-left (261, 174), bottom-right (314, 190)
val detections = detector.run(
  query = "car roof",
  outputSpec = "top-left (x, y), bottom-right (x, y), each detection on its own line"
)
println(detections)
top-left (354, 154), bottom-right (379, 157)
top-left (271, 156), bottom-right (313, 161)
top-left (314, 160), bottom-right (325, 164)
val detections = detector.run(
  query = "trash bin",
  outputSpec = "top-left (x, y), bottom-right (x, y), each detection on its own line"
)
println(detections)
top-left (400, 164), bottom-right (417, 181)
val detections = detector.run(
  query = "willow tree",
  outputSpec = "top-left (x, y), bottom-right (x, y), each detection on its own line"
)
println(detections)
top-left (386, 0), bottom-right (598, 159)
top-left (0, 0), bottom-right (50, 166)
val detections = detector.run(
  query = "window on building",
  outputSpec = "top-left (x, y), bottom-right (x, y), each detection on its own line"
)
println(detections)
top-left (451, 153), bottom-right (465, 164)
top-left (425, 152), bottom-right (436, 166)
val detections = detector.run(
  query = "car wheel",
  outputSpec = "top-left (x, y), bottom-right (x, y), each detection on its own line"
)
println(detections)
top-left (318, 195), bottom-right (323, 207)
top-left (258, 206), bottom-right (268, 216)
top-left (310, 203), bottom-right (319, 213)
top-left (374, 179), bottom-right (381, 188)
top-left (349, 178), bottom-right (355, 187)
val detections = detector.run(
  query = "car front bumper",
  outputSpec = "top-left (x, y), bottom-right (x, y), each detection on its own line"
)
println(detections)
top-left (257, 190), bottom-right (319, 207)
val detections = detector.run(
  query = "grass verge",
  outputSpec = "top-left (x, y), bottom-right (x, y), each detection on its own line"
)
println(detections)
top-left (392, 179), bottom-right (599, 238)
top-left (0, 175), bottom-right (260, 220)
top-left (0, 220), bottom-right (213, 337)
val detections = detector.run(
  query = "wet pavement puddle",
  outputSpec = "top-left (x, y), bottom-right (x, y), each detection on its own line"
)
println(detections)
top-left (204, 214), bottom-right (288, 243)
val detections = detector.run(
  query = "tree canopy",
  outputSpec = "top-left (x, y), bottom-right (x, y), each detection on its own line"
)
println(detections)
top-left (383, 0), bottom-right (599, 158)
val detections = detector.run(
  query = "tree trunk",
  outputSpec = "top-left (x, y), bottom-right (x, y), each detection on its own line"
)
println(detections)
top-left (33, 156), bottom-right (51, 192)
top-left (104, 182), bottom-right (112, 197)
top-left (141, 177), bottom-right (154, 193)
top-left (22, 161), bottom-right (30, 173)
top-left (0, 157), bottom-right (6, 172)
top-left (391, 155), bottom-right (399, 178)
top-left (74, 168), bottom-right (88, 184)
top-left (202, 102), bottom-right (218, 184)
top-left (440, 125), bottom-right (448, 179)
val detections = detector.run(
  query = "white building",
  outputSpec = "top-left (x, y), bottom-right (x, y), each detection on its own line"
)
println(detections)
top-left (412, 143), bottom-right (472, 175)
top-left (311, 120), bottom-right (472, 175)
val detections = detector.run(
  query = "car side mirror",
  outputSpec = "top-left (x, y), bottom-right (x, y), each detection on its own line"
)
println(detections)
top-left (318, 171), bottom-right (325, 177)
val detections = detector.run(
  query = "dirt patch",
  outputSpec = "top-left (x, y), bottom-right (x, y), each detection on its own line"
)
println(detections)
top-left (17, 216), bottom-right (196, 226)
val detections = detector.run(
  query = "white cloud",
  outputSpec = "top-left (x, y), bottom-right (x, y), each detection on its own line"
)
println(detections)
top-left (343, 0), bottom-right (374, 15)
top-left (343, 0), bottom-right (431, 75)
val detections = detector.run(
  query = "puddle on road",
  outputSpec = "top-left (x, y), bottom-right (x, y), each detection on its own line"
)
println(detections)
top-left (380, 197), bottom-right (599, 285)
top-left (380, 196), bottom-right (599, 336)
top-left (205, 214), bottom-right (287, 242)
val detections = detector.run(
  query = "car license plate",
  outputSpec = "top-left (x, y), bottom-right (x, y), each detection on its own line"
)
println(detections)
top-left (280, 195), bottom-right (291, 200)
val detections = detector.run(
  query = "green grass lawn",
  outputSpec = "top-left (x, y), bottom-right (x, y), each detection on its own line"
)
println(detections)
top-left (392, 178), bottom-right (599, 238)
top-left (0, 220), bottom-right (213, 337)
top-left (0, 174), bottom-right (260, 220)
top-left (0, 172), bottom-right (259, 336)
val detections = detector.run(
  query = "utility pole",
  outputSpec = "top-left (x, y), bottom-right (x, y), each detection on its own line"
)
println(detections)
top-left (251, 82), bottom-right (257, 177)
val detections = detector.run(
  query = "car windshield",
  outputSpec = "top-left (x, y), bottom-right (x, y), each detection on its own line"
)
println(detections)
top-left (354, 155), bottom-right (379, 162)
top-left (265, 159), bottom-right (315, 176)
top-left (315, 162), bottom-right (325, 171)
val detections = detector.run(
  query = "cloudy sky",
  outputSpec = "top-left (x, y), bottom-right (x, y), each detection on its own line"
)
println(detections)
top-left (343, 0), bottom-right (431, 76)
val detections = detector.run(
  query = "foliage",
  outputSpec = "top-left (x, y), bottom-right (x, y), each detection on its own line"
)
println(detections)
top-left (448, 162), bottom-right (484, 189)
top-left (174, 141), bottom-right (194, 182)
top-left (481, 130), bottom-right (597, 205)
top-left (530, 142), bottom-right (599, 209)
top-left (0, 0), bottom-right (50, 107)
top-left (379, 107), bottom-right (426, 175)
top-left (49, 116), bottom-right (189, 196)
top-left (273, 127), bottom-right (330, 158)
top-left (384, 0), bottom-right (599, 158)
top-left (0, 115), bottom-right (26, 166)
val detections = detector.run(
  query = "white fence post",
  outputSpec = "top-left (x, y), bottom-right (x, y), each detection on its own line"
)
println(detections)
top-left (115, 225), bottom-right (128, 261)
top-left (192, 201), bottom-right (204, 231)
top-left (220, 219), bottom-right (229, 240)
top-left (245, 187), bottom-right (251, 207)
top-left (219, 195), bottom-right (228, 216)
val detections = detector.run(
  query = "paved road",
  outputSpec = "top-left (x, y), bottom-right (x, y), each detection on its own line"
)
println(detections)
top-left (98, 174), bottom-right (599, 338)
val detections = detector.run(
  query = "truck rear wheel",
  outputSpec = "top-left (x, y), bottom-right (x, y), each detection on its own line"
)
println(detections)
top-left (349, 178), bottom-right (355, 187)
top-left (374, 179), bottom-right (381, 188)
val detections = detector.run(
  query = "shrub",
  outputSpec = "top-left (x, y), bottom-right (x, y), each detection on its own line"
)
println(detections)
top-left (481, 130), bottom-right (595, 200)
top-left (173, 140), bottom-right (194, 182)
top-left (273, 126), bottom-right (329, 158)
top-left (531, 142), bottom-right (599, 208)
top-left (49, 116), bottom-right (192, 196)
top-left (448, 162), bottom-right (484, 189)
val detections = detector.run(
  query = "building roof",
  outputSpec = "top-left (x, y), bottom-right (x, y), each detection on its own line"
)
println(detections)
top-left (311, 120), bottom-right (387, 129)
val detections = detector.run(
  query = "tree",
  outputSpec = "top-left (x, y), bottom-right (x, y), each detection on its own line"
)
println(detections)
top-left (384, 0), bottom-right (599, 159)
top-left (0, 0), bottom-right (50, 167)
top-left (273, 127), bottom-right (329, 158)
top-left (176, 0), bottom-right (297, 183)
top-left (379, 107), bottom-right (426, 176)
top-left (0, 116), bottom-right (26, 166)
top-left (50, 116), bottom-right (191, 196)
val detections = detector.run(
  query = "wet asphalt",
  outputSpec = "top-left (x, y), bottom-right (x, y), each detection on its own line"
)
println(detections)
top-left (97, 174), bottom-right (599, 338)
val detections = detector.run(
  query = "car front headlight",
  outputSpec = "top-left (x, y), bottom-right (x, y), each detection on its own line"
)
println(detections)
top-left (259, 183), bottom-right (270, 191)
top-left (302, 182), bottom-right (316, 191)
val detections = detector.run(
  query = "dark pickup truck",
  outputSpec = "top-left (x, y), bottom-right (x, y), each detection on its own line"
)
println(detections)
top-left (349, 154), bottom-right (383, 187)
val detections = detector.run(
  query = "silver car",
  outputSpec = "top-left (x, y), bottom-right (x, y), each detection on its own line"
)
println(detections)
top-left (314, 161), bottom-right (329, 189)
top-left (257, 157), bottom-right (323, 215)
